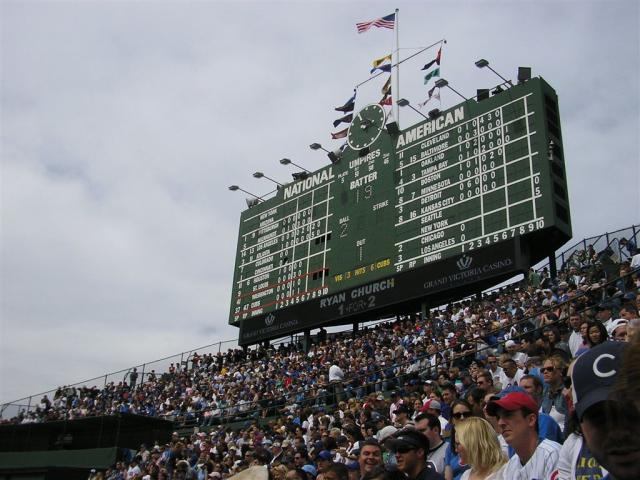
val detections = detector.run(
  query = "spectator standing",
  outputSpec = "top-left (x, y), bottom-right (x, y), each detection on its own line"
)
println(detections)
top-left (568, 312), bottom-right (586, 357)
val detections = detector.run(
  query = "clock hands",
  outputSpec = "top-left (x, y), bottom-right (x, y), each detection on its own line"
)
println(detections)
top-left (360, 118), bottom-right (374, 131)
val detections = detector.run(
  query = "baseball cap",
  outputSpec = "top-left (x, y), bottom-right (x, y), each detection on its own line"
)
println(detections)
top-left (420, 399), bottom-right (441, 412)
top-left (607, 319), bottom-right (628, 336)
top-left (572, 341), bottom-right (628, 420)
top-left (486, 391), bottom-right (538, 416)
top-left (384, 428), bottom-right (430, 452)
top-left (302, 465), bottom-right (317, 477)
top-left (375, 425), bottom-right (398, 442)
top-left (315, 450), bottom-right (332, 461)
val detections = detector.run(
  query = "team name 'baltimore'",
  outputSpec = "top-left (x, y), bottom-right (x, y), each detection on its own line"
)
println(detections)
top-left (283, 168), bottom-right (335, 199)
top-left (396, 106), bottom-right (465, 149)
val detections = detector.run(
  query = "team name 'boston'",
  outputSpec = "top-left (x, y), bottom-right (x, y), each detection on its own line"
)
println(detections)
top-left (396, 106), bottom-right (465, 149)
top-left (283, 168), bottom-right (335, 200)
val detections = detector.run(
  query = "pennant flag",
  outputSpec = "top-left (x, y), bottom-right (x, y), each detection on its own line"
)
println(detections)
top-left (418, 88), bottom-right (441, 108)
top-left (421, 47), bottom-right (442, 70)
top-left (371, 64), bottom-right (392, 74)
top-left (379, 94), bottom-right (392, 106)
top-left (331, 128), bottom-right (348, 139)
top-left (372, 53), bottom-right (392, 69)
top-left (381, 76), bottom-right (392, 95)
top-left (424, 67), bottom-right (440, 84)
top-left (333, 113), bottom-right (353, 128)
top-left (335, 91), bottom-right (356, 112)
top-left (356, 13), bottom-right (396, 33)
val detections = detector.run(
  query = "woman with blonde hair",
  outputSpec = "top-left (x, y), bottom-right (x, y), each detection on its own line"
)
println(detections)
top-left (455, 417), bottom-right (506, 480)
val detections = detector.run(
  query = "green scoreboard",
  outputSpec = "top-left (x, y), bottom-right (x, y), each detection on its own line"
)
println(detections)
top-left (230, 77), bottom-right (571, 345)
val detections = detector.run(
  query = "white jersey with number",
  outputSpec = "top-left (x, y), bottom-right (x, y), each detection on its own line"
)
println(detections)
top-left (503, 439), bottom-right (561, 480)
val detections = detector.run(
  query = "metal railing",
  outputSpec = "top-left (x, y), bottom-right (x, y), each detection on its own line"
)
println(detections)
top-left (536, 224), bottom-right (638, 274)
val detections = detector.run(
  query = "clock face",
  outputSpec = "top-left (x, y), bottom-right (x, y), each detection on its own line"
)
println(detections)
top-left (347, 104), bottom-right (387, 150)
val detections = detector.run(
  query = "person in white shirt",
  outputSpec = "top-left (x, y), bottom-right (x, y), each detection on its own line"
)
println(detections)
top-left (504, 340), bottom-right (528, 367)
top-left (486, 355), bottom-right (503, 388)
top-left (486, 392), bottom-right (561, 480)
top-left (329, 361), bottom-right (345, 403)
top-left (498, 358), bottom-right (524, 389)
top-left (567, 311), bottom-right (585, 357)
top-left (414, 412), bottom-right (447, 474)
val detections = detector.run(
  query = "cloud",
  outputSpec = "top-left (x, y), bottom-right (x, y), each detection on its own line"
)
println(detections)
top-left (1, 0), bottom-right (639, 405)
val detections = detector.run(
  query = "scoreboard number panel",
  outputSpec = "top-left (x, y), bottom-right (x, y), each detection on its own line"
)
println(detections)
top-left (230, 78), bottom-right (571, 344)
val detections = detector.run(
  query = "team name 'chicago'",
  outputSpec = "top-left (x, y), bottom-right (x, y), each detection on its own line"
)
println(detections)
top-left (284, 168), bottom-right (335, 199)
top-left (396, 106), bottom-right (465, 148)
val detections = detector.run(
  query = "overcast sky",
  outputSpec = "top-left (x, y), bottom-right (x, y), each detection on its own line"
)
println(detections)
top-left (1, 0), bottom-right (638, 407)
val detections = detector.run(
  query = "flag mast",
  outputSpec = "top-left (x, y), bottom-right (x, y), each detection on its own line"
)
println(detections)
top-left (394, 8), bottom-right (400, 127)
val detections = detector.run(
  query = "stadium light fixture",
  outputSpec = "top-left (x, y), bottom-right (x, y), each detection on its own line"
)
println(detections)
top-left (309, 143), bottom-right (329, 153)
top-left (228, 185), bottom-right (263, 201)
top-left (518, 66), bottom-right (532, 84)
top-left (428, 108), bottom-right (442, 120)
top-left (435, 78), bottom-right (468, 101)
top-left (279, 158), bottom-right (311, 173)
top-left (475, 58), bottom-right (512, 86)
top-left (397, 98), bottom-right (429, 121)
top-left (252, 171), bottom-right (284, 187)
top-left (310, 142), bottom-right (342, 164)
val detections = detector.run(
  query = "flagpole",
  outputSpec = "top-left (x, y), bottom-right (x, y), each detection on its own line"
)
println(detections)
top-left (394, 8), bottom-right (400, 127)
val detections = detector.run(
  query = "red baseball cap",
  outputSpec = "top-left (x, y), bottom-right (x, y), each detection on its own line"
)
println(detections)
top-left (486, 391), bottom-right (538, 416)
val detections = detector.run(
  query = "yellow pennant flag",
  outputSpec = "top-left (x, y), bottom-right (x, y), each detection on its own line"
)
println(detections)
top-left (372, 53), bottom-right (392, 69)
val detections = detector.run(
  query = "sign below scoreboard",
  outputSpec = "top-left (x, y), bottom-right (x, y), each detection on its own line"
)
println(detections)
top-left (229, 77), bottom-right (571, 345)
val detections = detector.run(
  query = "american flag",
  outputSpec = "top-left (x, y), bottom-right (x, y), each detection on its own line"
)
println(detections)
top-left (356, 13), bottom-right (396, 33)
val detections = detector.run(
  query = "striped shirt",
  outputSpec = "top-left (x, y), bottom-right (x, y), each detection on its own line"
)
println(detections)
top-left (503, 439), bottom-right (561, 480)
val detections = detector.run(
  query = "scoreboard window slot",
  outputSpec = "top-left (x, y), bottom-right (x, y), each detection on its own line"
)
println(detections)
top-left (484, 208), bottom-right (508, 234)
top-left (315, 187), bottom-right (329, 202)
top-left (506, 159), bottom-right (531, 183)
top-left (505, 137), bottom-right (530, 160)
top-left (483, 188), bottom-right (507, 211)
top-left (500, 101), bottom-right (527, 123)
top-left (509, 201), bottom-right (534, 224)
top-left (508, 179), bottom-right (532, 204)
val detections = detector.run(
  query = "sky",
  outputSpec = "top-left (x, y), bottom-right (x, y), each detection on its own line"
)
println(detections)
top-left (1, 0), bottom-right (639, 408)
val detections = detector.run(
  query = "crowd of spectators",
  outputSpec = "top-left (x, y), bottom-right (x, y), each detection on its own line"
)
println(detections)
top-left (4, 237), bottom-right (640, 480)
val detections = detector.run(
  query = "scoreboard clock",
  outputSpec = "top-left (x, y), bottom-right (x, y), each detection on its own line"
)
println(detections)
top-left (347, 104), bottom-right (387, 150)
top-left (229, 77), bottom-right (571, 345)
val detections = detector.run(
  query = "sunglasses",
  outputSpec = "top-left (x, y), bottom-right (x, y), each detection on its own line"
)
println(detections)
top-left (541, 367), bottom-right (556, 373)
top-left (452, 411), bottom-right (472, 419)
top-left (395, 446), bottom-right (416, 454)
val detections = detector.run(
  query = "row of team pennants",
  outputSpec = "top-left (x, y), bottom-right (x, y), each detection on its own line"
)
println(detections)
top-left (329, 23), bottom-right (444, 140)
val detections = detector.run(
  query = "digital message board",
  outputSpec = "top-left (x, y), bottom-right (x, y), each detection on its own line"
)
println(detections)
top-left (230, 77), bottom-right (571, 345)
